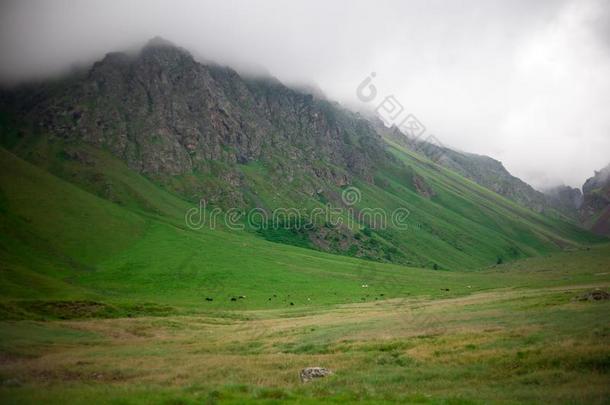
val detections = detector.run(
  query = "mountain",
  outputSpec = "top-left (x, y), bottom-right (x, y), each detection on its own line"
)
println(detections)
top-left (0, 37), bottom-right (603, 280)
top-left (372, 121), bottom-right (550, 210)
top-left (2, 37), bottom-right (382, 205)
top-left (544, 185), bottom-right (583, 219)
top-left (580, 163), bottom-right (610, 236)
top-left (373, 119), bottom-right (591, 223)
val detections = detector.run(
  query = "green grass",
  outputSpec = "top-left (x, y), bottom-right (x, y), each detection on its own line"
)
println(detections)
top-left (237, 136), bottom-right (604, 269)
top-left (0, 138), bottom-right (609, 403)
top-left (0, 143), bottom-right (607, 311)
top-left (0, 269), bottom-right (608, 404)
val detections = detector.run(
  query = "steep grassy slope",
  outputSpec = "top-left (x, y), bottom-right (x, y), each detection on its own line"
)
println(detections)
top-left (0, 143), bottom-right (606, 317)
top-left (322, 138), bottom-right (602, 269)
top-left (0, 147), bottom-right (145, 300)
top-left (0, 134), bottom-right (604, 316)
top-left (203, 139), bottom-right (602, 270)
top-left (0, 146), bottom-right (485, 312)
top-left (374, 120), bottom-right (570, 217)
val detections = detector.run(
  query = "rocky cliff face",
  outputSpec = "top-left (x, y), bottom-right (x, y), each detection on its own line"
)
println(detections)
top-left (580, 164), bottom-right (610, 236)
top-left (3, 37), bottom-right (386, 206)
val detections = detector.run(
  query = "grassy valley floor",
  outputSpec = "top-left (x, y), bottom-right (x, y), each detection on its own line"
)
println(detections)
top-left (1, 245), bottom-right (609, 404)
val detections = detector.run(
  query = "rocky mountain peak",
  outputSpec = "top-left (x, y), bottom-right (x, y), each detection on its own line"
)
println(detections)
top-left (583, 163), bottom-right (610, 194)
top-left (2, 38), bottom-right (385, 206)
top-left (579, 163), bottom-right (610, 236)
top-left (142, 36), bottom-right (192, 57)
top-left (137, 37), bottom-right (196, 73)
top-left (145, 36), bottom-right (179, 49)
top-left (90, 37), bottom-right (190, 74)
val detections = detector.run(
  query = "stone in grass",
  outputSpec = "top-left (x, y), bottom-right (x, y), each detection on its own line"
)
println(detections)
top-left (299, 367), bottom-right (333, 383)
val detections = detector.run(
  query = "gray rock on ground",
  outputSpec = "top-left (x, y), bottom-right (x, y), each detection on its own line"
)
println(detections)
top-left (299, 367), bottom-right (333, 382)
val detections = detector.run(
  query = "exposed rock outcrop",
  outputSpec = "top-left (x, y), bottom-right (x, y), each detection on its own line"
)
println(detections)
top-left (3, 37), bottom-right (388, 208)
top-left (580, 164), bottom-right (610, 236)
top-left (299, 367), bottom-right (333, 382)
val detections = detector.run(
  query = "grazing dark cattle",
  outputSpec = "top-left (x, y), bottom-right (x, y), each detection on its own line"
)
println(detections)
top-left (290, 302), bottom-right (294, 306)
top-left (231, 297), bottom-right (237, 302)
top-left (205, 297), bottom-right (213, 301)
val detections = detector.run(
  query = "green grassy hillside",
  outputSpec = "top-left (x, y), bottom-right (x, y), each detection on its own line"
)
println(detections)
top-left (0, 139), bottom-right (609, 405)
top-left (234, 135), bottom-right (604, 269)
top-left (0, 142), bottom-right (606, 316)
top-left (0, 146), bottom-right (497, 313)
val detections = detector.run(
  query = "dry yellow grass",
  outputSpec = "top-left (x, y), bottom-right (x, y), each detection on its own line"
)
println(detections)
top-left (1, 284), bottom-right (609, 404)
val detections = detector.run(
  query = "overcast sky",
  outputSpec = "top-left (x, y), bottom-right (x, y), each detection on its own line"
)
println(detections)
top-left (1, 0), bottom-right (609, 189)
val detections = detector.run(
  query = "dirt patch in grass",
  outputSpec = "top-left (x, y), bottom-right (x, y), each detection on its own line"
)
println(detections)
top-left (575, 289), bottom-right (610, 302)
top-left (29, 368), bottom-right (134, 383)
top-left (2, 300), bottom-right (177, 320)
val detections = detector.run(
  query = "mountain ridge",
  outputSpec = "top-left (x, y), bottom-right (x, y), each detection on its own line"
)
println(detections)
top-left (0, 38), bottom-right (604, 270)
top-left (579, 163), bottom-right (610, 236)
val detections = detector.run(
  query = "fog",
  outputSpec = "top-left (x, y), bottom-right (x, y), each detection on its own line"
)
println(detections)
top-left (1, 0), bottom-right (609, 189)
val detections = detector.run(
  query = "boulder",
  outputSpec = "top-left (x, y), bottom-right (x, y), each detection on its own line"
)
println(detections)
top-left (299, 367), bottom-right (333, 383)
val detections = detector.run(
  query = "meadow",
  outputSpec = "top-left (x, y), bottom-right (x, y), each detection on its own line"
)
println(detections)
top-left (1, 244), bottom-right (608, 404)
